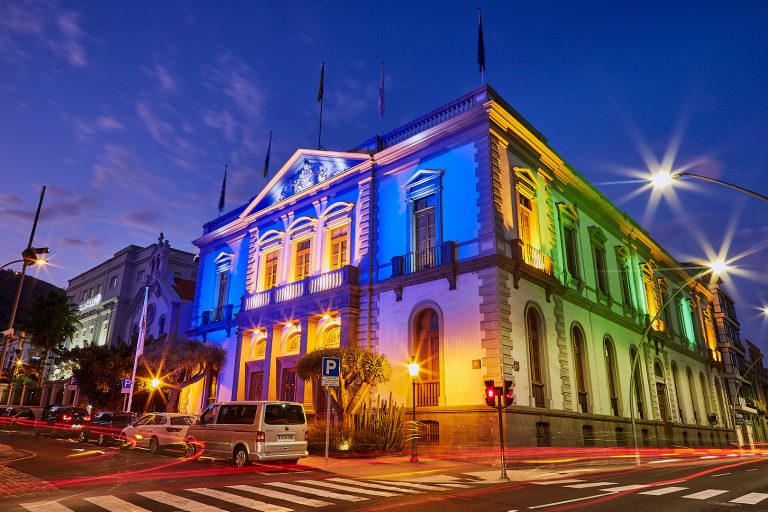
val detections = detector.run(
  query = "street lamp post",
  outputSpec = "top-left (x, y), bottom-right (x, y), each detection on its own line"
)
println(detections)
top-left (1, 186), bottom-right (47, 375)
top-left (408, 356), bottom-right (420, 463)
top-left (650, 171), bottom-right (768, 203)
top-left (628, 261), bottom-right (730, 466)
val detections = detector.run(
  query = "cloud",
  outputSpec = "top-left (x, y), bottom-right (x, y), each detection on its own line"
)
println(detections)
top-left (136, 101), bottom-right (174, 145)
top-left (153, 64), bottom-right (177, 93)
top-left (0, 194), bottom-right (22, 205)
top-left (0, 190), bottom-right (97, 222)
top-left (118, 210), bottom-right (164, 231)
top-left (64, 114), bottom-right (124, 143)
top-left (0, 1), bottom-right (88, 67)
top-left (203, 51), bottom-right (264, 121)
top-left (202, 110), bottom-right (239, 143)
top-left (96, 116), bottom-right (124, 131)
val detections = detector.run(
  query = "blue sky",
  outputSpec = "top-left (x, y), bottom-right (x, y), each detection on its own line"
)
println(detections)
top-left (1, 1), bottom-right (767, 343)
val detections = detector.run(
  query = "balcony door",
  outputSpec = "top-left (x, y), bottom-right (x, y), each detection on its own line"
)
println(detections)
top-left (414, 309), bottom-right (440, 406)
top-left (414, 196), bottom-right (436, 270)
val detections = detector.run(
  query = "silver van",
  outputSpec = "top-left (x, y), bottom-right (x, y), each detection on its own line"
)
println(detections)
top-left (184, 401), bottom-right (308, 467)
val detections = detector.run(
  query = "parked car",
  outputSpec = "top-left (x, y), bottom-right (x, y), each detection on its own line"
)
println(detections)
top-left (34, 406), bottom-right (91, 438)
top-left (184, 401), bottom-right (308, 467)
top-left (0, 407), bottom-right (35, 428)
top-left (78, 411), bottom-right (137, 446)
top-left (120, 413), bottom-right (197, 454)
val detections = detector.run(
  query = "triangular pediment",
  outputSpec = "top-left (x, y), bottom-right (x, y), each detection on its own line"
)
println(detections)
top-left (402, 169), bottom-right (444, 190)
top-left (241, 149), bottom-right (370, 218)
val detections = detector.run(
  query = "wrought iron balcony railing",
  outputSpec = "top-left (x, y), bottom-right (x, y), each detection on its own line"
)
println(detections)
top-left (415, 381), bottom-right (440, 407)
top-left (201, 304), bottom-right (233, 325)
top-left (391, 241), bottom-right (457, 278)
top-left (511, 239), bottom-right (553, 275)
top-left (242, 265), bottom-right (359, 312)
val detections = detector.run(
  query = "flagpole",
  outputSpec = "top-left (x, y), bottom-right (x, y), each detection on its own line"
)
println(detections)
top-left (125, 286), bottom-right (149, 413)
top-left (378, 61), bottom-right (385, 138)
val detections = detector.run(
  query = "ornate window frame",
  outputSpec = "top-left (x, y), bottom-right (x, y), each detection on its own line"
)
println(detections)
top-left (403, 169), bottom-right (444, 255)
top-left (213, 252), bottom-right (234, 310)
top-left (557, 202), bottom-right (582, 289)
top-left (588, 226), bottom-right (611, 305)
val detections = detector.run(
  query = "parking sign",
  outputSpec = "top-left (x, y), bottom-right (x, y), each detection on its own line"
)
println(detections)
top-left (121, 377), bottom-right (133, 393)
top-left (321, 357), bottom-right (340, 387)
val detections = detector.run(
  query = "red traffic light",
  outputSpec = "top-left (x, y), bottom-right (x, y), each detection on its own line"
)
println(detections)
top-left (484, 379), bottom-right (496, 407)
top-left (503, 380), bottom-right (514, 407)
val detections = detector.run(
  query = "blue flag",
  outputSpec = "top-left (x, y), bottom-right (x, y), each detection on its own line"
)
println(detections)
top-left (263, 130), bottom-right (272, 178)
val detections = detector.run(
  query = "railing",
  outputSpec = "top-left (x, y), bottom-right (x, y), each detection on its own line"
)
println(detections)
top-left (202, 203), bottom-right (249, 234)
top-left (242, 266), bottom-right (360, 312)
top-left (416, 381), bottom-right (440, 407)
top-left (391, 241), bottom-right (457, 278)
top-left (511, 239), bottom-right (553, 275)
top-left (380, 98), bottom-right (476, 149)
top-left (532, 383), bottom-right (546, 408)
top-left (610, 397), bottom-right (620, 416)
top-left (578, 391), bottom-right (588, 413)
top-left (201, 304), bottom-right (233, 325)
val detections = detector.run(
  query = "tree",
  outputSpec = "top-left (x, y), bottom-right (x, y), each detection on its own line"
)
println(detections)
top-left (24, 291), bottom-right (80, 378)
top-left (138, 335), bottom-right (225, 412)
top-left (60, 342), bottom-right (134, 409)
top-left (297, 347), bottom-right (392, 428)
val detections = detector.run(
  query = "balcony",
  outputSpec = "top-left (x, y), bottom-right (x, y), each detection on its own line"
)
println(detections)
top-left (242, 265), bottom-right (359, 312)
top-left (512, 239), bottom-right (553, 275)
top-left (193, 304), bottom-right (234, 337)
top-left (391, 241), bottom-right (457, 278)
top-left (415, 381), bottom-right (440, 407)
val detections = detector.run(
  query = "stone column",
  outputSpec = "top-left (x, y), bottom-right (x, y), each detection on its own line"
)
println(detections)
top-left (339, 309), bottom-right (359, 349)
top-left (264, 323), bottom-right (278, 400)
top-left (297, 316), bottom-right (318, 413)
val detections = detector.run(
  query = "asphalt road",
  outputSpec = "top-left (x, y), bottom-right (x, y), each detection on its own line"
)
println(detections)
top-left (2, 426), bottom-right (768, 512)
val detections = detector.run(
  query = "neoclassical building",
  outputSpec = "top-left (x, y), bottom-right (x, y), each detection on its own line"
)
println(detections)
top-left (190, 86), bottom-right (733, 447)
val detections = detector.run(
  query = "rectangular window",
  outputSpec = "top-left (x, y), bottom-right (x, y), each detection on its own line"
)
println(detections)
top-left (89, 287), bottom-right (95, 298)
top-left (619, 263), bottom-right (632, 306)
top-left (96, 284), bottom-right (102, 295)
top-left (519, 196), bottom-right (533, 243)
top-left (594, 246), bottom-right (609, 296)
top-left (81, 291), bottom-right (87, 301)
top-left (110, 276), bottom-right (118, 288)
top-left (294, 240), bottom-right (311, 280)
top-left (264, 403), bottom-right (305, 425)
top-left (414, 196), bottom-right (436, 253)
top-left (564, 227), bottom-right (580, 279)
top-left (264, 251), bottom-right (278, 289)
top-left (216, 270), bottom-right (228, 310)
top-left (329, 227), bottom-right (348, 270)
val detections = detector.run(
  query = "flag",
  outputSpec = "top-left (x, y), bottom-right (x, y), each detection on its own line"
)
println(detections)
top-left (477, 8), bottom-right (486, 73)
top-left (218, 164), bottom-right (227, 214)
top-left (317, 62), bottom-right (325, 103)
top-left (378, 62), bottom-right (385, 120)
top-left (263, 130), bottom-right (272, 178)
top-left (135, 287), bottom-right (149, 358)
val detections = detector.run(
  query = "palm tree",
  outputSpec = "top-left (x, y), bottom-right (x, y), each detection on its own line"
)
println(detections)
top-left (139, 335), bottom-right (225, 412)
top-left (297, 347), bottom-right (392, 428)
top-left (24, 291), bottom-right (80, 380)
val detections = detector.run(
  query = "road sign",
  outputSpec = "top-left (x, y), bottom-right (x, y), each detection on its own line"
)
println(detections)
top-left (121, 377), bottom-right (133, 393)
top-left (66, 376), bottom-right (78, 391)
top-left (321, 357), bottom-right (340, 387)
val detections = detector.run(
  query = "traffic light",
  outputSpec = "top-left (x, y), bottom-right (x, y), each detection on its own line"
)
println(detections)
top-left (503, 380), bottom-right (514, 407)
top-left (484, 379), bottom-right (496, 407)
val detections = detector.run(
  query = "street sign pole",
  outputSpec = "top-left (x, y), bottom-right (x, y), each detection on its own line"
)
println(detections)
top-left (321, 356), bottom-right (340, 467)
top-left (496, 391), bottom-right (508, 480)
top-left (325, 386), bottom-right (331, 466)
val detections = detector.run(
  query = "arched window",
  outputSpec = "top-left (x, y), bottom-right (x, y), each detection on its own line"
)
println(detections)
top-left (700, 372), bottom-right (712, 418)
top-left (157, 315), bottom-right (166, 336)
top-left (320, 324), bottom-right (340, 349)
top-left (630, 347), bottom-right (645, 419)
top-left (604, 338), bottom-right (620, 416)
top-left (527, 309), bottom-right (545, 408)
top-left (671, 362), bottom-right (684, 422)
top-left (250, 337), bottom-right (266, 360)
top-left (687, 367), bottom-right (700, 425)
top-left (414, 309), bottom-right (440, 382)
top-left (572, 326), bottom-right (588, 413)
top-left (285, 332), bottom-right (301, 354)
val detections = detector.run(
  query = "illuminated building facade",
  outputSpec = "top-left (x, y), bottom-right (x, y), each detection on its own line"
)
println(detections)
top-left (192, 86), bottom-right (732, 447)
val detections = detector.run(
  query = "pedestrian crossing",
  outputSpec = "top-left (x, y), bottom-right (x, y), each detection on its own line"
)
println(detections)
top-left (536, 477), bottom-right (768, 506)
top-left (17, 474), bottom-right (490, 512)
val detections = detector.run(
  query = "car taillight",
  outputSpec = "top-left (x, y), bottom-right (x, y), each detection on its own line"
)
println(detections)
top-left (166, 427), bottom-right (182, 433)
top-left (305, 430), bottom-right (308, 441)
top-left (256, 431), bottom-right (265, 443)
top-left (62, 414), bottom-right (72, 421)
top-left (82, 415), bottom-right (91, 422)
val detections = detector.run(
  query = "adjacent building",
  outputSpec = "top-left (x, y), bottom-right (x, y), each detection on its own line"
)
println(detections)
top-left (190, 85), bottom-right (733, 447)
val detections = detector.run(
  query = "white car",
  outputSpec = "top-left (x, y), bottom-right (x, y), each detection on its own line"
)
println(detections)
top-left (120, 413), bottom-right (197, 454)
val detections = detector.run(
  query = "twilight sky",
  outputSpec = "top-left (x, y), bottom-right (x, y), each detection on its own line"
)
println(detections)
top-left (1, 1), bottom-right (767, 344)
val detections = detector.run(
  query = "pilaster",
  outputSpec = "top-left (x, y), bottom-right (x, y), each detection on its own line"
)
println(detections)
top-left (554, 295), bottom-right (571, 410)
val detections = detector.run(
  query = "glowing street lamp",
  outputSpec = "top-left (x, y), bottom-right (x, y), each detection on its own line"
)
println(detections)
top-left (150, 378), bottom-right (162, 389)
top-left (408, 356), bottom-right (420, 464)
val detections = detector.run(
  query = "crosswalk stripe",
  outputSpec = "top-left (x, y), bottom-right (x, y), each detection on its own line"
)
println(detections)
top-left (377, 480), bottom-right (453, 491)
top-left (602, 484), bottom-right (650, 492)
top-left (137, 491), bottom-right (229, 511)
top-left (730, 492), bottom-right (768, 504)
top-left (296, 479), bottom-right (399, 497)
top-left (264, 482), bottom-right (368, 502)
top-left (228, 485), bottom-right (330, 508)
top-left (638, 486), bottom-right (689, 496)
top-left (20, 502), bottom-right (73, 512)
top-left (327, 478), bottom-right (420, 494)
top-left (565, 482), bottom-right (617, 489)
top-left (683, 489), bottom-right (728, 500)
top-left (187, 488), bottom-right (293, 512)
top-left (84, 496), bottom-right (152, 511)
top-left (437, 483), bottom-right (472, 488)
top-left (533, 479), bottom-right (585, 486)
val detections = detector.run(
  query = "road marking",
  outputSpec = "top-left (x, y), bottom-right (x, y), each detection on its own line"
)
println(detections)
top-left (711, 472), bottom-right (731, 477)
top-left (264, 482), bottom-right (368, 502)
top-left (726, 453), bottom-right (739, 457)
top-left (528, 493), bottom-right (608, 509)
top-left (188, 488), bottom-right (292, 512)
top-left (228, 485), bottom-right (330, 507)
top-left (638, 486), bottom-right (689, 496)
top-left (730, 492), bottom-right (768, 504)
top-left (649, 458), bottom-right (681, 464)
top-left (327, 478), bottom-right (420, 493)
top-left (296, 479), bottom-right (400, 497)
top-left (699, 455), bottom-right (718, 459)
top-left (437, 483), bottom-right (472, 488)
top-left (532, 479), bottom-right (585, 485)
top-left (682, 489), bottom-right (729, 500)
top-left (377, 480), bottom-right (453, 491)
top-left (746, 468), bottom-right (759, 472)
top-left (84, 496), bottom-right (151, 512)
top-left (565, 482), bottom-right (617, 489)
top-left (137, 491), bottom-right (229, 511)
top-left (20, 502), bottom-right (73, 512)
top-left (601, 484), bottom-right (650, 492)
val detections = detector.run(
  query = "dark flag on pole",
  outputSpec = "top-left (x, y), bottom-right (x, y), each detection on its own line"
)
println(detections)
top-left (263, 130), bottom-right (272, 178)
top-left (317, 62), bottom-right (325, 103)
top-left (477, 8), bottom-right (486, 78)
top-left (218, 164), bottom-right (227, 216)
top-left (378, 62), bottom-right (385, 121)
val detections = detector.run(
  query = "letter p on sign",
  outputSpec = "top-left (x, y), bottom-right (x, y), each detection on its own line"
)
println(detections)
top-left (321, 357), bottom-right (340, 387)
